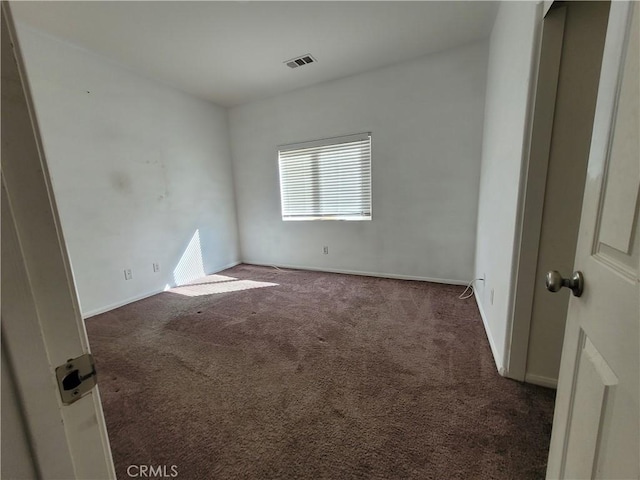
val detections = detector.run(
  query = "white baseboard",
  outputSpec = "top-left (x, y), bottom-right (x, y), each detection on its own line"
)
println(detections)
top-left (212, 260), bottom-right (243, 274)
top-left (524, 373), bottom-right (558, 389)
top-left (473, 289), bottom-right (506, 376)
top-left (244, 261), bottom-right (469, 286)
top-left (82, 260), bottom-right (241, 319)
top-left (83, 289), bottom-right (164, 319)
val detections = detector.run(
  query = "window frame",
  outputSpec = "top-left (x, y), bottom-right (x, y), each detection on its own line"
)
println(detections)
top-left (277, 132), bottom-right (372, 222)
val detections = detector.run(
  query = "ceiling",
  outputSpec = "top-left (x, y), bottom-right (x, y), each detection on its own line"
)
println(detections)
top-left (11, 1), bottom-right (499, 107)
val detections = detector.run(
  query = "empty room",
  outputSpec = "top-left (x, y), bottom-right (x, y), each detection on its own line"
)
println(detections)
top-left (2, 1), bottom-right (639, 479)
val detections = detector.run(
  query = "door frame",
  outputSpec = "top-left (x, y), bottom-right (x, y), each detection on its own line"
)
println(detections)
top-left (506, 1), bottom-right (610, 386)
top-left (506, 2), bottom-right (564, 383)
top-left (1, 2), bottom-right (115, 477)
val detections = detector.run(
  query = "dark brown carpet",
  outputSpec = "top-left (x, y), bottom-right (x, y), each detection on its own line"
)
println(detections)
top-left (86, 264), bottom-right (555, 480)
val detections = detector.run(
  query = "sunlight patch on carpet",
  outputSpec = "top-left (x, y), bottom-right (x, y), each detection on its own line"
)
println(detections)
top-left (168, 279), bottom-right (278, 297)
top-left (184, 274), bottom-right (238, 285)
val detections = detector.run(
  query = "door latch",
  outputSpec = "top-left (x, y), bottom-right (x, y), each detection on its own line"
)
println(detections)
top-left (55, 353), bottom-right (97, 405)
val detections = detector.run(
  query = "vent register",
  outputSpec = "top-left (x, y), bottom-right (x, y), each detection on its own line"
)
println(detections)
top-left (284, 54), bottom-right (316, 69)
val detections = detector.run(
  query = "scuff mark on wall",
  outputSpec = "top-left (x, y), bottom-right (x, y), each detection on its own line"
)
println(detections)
top-left (110, 171), bottom-right (132, 194)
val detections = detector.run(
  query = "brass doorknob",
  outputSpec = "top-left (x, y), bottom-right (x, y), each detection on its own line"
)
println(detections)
top-left (545, 270), bottom-right (584, 297)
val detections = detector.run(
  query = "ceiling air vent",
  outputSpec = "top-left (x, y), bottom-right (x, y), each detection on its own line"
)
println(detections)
top-left (285, 54), bottom-right (316, 69)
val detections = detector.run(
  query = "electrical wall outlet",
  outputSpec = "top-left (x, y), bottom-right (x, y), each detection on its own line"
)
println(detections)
top-left (323, 246), bottom-right (329, 254)
top-left (124, 269), bottom-right (133, 280)
top-left (153, 262), bottom-right (160, 272)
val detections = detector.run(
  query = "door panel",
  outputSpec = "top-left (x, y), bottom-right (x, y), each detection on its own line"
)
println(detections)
top-left (597, 6), bottom-right (639, 255)
top-left (562, 333), bottom-right (618, 479)
top-left (546, 2), bottom-right (639, 478)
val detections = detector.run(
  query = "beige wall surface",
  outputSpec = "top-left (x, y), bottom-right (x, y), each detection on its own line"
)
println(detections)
top-left (230, 41), bottom-right (489, 284)
top-left (15, 25), bottom-right (241, 317)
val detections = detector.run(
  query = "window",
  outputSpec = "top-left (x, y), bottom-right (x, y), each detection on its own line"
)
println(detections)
top-left (278, 132), bottom-right (372, 221)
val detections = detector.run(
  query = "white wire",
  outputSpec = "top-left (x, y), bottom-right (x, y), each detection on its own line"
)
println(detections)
top-left (270, 265), bottom-right (297, 273)
top-left (458, 278), bottom-right (484, 300)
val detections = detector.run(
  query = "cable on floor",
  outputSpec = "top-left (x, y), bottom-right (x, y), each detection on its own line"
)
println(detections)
top-left (269, 265), bottom-right (298, 274)
top-left (458, 278), bottom-right (484, 300)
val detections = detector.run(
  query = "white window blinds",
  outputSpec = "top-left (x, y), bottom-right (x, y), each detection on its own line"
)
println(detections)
top-left (278, 133), bottom-right (372, 221)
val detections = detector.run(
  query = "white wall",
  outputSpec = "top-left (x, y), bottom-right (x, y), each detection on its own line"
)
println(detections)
top-left (474, 2), bottom-right (540, 374)
top-left (229, 42), bottom-right (489, 283)
top-left (16, 25), bottom-right (240, 317)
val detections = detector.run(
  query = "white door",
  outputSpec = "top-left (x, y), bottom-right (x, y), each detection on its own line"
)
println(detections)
top-left (1, 3), bottom-right (115, 479)
top-left (546, 1), bottom-right (639, 478)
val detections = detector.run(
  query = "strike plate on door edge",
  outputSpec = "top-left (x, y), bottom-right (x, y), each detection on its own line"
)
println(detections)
top-left (55, 353), bottom-right (97, 405)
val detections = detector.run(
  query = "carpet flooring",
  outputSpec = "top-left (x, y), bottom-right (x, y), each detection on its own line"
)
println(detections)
top-left (86, 264), bottom-right (555, 479)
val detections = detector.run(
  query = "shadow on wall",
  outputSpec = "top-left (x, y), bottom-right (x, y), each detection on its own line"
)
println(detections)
top-left (166, 230), bottom-right (278, 297)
